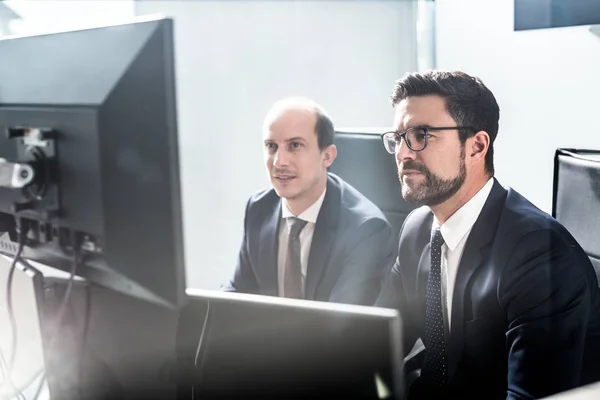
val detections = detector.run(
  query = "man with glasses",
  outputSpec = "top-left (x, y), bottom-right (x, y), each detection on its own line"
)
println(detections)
top-left (223, 97), bottom-right (395, 307)
top-left (376, 70), bottom-right (600, 399)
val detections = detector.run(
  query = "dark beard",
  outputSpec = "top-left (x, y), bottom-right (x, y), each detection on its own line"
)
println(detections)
top-left (398, 146), bottom-right (466, 206)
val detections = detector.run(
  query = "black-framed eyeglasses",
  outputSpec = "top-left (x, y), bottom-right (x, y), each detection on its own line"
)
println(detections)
top-left (380, 126), bottom-right (475, 154)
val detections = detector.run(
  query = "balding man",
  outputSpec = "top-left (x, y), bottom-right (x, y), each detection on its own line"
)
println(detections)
top-left (223, 97), bottom-right (395, 305)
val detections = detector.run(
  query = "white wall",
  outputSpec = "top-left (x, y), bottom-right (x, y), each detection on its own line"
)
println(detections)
top-left (4, 0), bottom-right (135, 34)
top-left (435, 0), bottom-right (600, 213)
top-left (135, 1), bottom-right (419, 289)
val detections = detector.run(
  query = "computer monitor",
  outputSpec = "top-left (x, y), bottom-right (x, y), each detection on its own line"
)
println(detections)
top-left (177, 289), bottom-right (404, 400)
top-left (0, 17), bottom-right (185, 309)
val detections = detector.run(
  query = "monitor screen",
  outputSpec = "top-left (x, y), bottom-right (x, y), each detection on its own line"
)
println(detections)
top-left (177, 289), bottom-right (404, 400)
top-left (0, 17), bottom-right (185, 309)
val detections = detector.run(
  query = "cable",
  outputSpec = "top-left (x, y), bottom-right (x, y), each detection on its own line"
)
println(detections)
top-left (1, 357), bottom-right (43, 399)
top-left (0, 339), bottom-right (8, 382)
top-left (32, 238), bottom-right (82, 400)
top-left (77, 283), bottom-right (92, 400)
top-left (2, 220), bottom-right (30, 400)
top-left (50, 248), bottom-right (80, 346)
top-left (193, 300), bottom-right (211, 367)
top-left (0, 353), bottom-right (6, 384)
top-left (14, 368), bottom-right (44, 396)
top-left (0, 347), bottom-right (9, 382)
top-left (4, 257), bottom-right (40, 400)
top-left (0, 348), bottom-right (25, 400)
top-left (6, 223), bottom-right (29, 370)
top-left (31, 373), bottom-right (44, 400)
top-left (191, 299), bottom-right (211, 398)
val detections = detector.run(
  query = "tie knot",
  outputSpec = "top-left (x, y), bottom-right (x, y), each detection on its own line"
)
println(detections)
top-left (431, 227), bottom-right (444, 250)
top-left (288, 217), bottom-right (308, 238)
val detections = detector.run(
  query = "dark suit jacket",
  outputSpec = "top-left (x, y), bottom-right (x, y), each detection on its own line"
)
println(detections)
top-left (223, 172), bottom-right (395, 306)
top-left (377, 179), bottom-right (600, 399)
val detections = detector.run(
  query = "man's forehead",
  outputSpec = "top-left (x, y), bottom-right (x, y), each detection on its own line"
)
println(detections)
top-left (263, 108), bottom-right (316, 138)
top-left (266, 106), bottom-right (315, 124)
top-left (393, 95), bottom-right (448, 128)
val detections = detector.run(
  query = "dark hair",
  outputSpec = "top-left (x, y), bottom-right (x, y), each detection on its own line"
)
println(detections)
top-left (314, 107), bottom-right (335, 150)
top-left (391, 70), bottom-right (499, 176)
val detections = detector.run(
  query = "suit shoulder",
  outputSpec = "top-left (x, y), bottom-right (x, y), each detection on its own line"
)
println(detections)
top-left (502, 188), bottom-right (566, 234)
top-left (247, 186), bottom-right (276, 203)
top-left (495, 188), bottom-right (587, 261)
top-left (245, 187), bottom-right (280, 216)
top-left (397, 206), bottom-right (432, 248)
top-left (403, 205), bottom-right (432, 228)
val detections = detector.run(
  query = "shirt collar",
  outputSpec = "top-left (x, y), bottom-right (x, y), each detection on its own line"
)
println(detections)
top-left (432, 178), bottom-right (494, 251)
top-left (281, 188), bottom-right (326, 224)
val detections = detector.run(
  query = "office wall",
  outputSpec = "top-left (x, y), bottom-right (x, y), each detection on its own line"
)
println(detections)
top-left (135, 1), bottom-right (419, 289)
top-left (3, 0), bottom-right (134, 34)
top-left (436, 0), bottom-right (600, 213)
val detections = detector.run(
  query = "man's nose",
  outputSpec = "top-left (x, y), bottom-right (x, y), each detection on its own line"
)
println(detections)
top-left (396, 138), bottom-right (416, 164)
top-left (273, 149), bottom-right (290, 167)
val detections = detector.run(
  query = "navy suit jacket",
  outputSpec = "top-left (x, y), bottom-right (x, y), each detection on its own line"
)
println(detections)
top-left (223, 172), bottom-right (396, 306)
top-left (377, 179), bottom-right (600, 399)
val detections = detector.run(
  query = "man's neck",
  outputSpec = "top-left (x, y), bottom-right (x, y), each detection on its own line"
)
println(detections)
top-left (283, 180), bottom-right (326, 217)
top-left (430, 175), bottom-right (491, 225)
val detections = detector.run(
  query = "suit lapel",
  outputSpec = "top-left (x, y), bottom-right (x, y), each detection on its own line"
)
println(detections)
top-left (415, 242), bottom-right (432, 333)
top-left (257, 198), bottom-right (282, 297)
top-left (304, 176), bottom-right (340, 300)
top-left (417, 243), bottom-right (431, 301)
top-left (447, 180), bottom-right (507, 379)
top-left (415, 212), bottom-right (435, 305)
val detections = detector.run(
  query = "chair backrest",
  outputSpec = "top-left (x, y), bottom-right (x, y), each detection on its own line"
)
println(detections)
top-left (552, 148), bottom-right (600, 287)
top-left (328, 130), bottom-right (418, 241)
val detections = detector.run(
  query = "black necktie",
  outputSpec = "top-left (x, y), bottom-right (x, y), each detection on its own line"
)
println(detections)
top-left (422, 227), bottom-right (448, 388)
top-left (283, 217), bottom-right (308, 299)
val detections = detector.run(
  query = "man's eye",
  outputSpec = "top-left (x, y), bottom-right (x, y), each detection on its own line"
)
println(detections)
top-left (289, 142), bottom-right (302, 149)
top-left (266, 143), bottom-right (277, 151)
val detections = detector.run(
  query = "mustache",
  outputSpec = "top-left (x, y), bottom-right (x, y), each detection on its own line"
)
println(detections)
top-left (398, 161), bottom-right (428, 175)
top-left (272, 168), bottom-right (295, 176)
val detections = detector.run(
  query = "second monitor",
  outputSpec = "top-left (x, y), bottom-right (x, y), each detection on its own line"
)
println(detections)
top-left (177, 289), bottom-right (404, 400)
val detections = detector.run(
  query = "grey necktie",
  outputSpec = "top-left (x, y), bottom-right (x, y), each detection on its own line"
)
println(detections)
top-left (283, 217), bottom-right (308, 299)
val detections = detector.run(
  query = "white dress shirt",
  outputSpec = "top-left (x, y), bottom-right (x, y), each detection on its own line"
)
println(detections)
top-left (432, 178), bottom-right (494, 331)
top-left (277, 189), bottom-right (326, 297)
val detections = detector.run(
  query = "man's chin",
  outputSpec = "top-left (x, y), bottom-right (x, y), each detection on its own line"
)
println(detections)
top-left (401, 188), bottom-right (426, 205)
top-left (272, 184), bottom-right (298, 200)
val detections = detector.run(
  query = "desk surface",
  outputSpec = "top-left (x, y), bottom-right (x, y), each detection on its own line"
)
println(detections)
top-left (543, 381), bottom-right (600, 399)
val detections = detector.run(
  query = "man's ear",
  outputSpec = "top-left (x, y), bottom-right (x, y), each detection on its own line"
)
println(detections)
top-left (322, 144), bottom-right (337, 168)
top-left (469, 131), bottom-right (489, 161)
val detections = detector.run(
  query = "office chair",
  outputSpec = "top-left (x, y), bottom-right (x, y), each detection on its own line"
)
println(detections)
top-left (552, 148), bottom-right (600, 287)
top-left (329, 130), bottom-right (418, 241)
